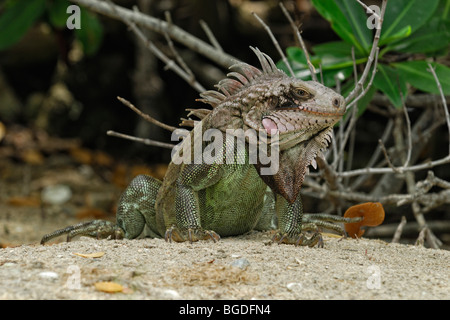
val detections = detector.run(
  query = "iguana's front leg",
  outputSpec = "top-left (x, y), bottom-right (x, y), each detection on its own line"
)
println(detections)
top-left (272, 193), bottom-right (364, 247)
top-left (273, 193), bottom-right (323, 247)
top-left (165, 163), bottom-right (222, 243)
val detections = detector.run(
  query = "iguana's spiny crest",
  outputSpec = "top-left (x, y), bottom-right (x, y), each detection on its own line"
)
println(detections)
top-left (197, 47), bottom-right (346, 203)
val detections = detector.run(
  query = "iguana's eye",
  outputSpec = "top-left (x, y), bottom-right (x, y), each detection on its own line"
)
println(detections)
top-left (298, 89), bottom-right (307, 96)
top-left (294, 88), bottom-right (310, 99)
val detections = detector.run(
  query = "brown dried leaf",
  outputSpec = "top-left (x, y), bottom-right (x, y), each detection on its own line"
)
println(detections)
top-left (7, 196), bottom-right (41, 207)
top-left (94, 281), bottom-right (123, 293)
top-left (72, 252), bottom-right (105, 259)
top-left (94, 151), bottom-right (114, 167)
top-left (344, 202), bottom-right (385, 238)
top-left (20, 149), bottom-right (44, 165)
top-left (0, 122), bottom-right (5, 142)
top-left (69, 147), bottom-right (93, 164)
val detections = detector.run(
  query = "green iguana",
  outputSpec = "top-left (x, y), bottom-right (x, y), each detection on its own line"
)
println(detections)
top-left (41, 48), bottom-right (361, 247)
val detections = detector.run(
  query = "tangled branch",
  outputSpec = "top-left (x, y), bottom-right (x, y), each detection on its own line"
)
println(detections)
top-left (69, 0), bottom-right (449, 247)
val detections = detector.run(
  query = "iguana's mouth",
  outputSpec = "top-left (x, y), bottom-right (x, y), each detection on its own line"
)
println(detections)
top-left (277, 99), bottom-right (297, 109)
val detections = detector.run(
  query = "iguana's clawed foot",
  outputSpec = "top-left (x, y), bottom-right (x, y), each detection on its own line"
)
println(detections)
top-left (164, 225), bottom-right (221, 243)
top-left (271, 214), bottom-right (363, 248)
top-left (272, 231), bottom-right (323, 248)
top-left (40, 220), bottom-right (124, 244)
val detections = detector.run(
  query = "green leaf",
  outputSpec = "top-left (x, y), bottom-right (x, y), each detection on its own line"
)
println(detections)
top-left (381, 0), bottom-right (439, 46)
top-left (393, 61), bottom-right (450, 95)
top-left (276, 47), bottom-right (321, 79)
top-left (279, 46), bottom-right (358, 83)
top-left (311, 0), bottom-right (365, 54)
top-left (75, 9), bottom-right (103, 56)
top-left (373, 64), bottom-right (408, 108)
top-left (0, 0), bottom-right (46, 50)
top-left (379, 25), bottom-right (411, 45)
top-left (321, 67), bottom-right (353, 87)
top-left (277, 47), bottom-right (309, 78)
top-left (286, 46), bottom-right (308, 65)
top-left (392, 31), bottom-right (449, 54)
top-left (335, 0), bottom-right (372, 51)
top-left (389, 8), bottom-right (450, 54)
top-left (312, 41), bottom-right (354, 57)
top-left (48, 0), bottom-right (72, 29)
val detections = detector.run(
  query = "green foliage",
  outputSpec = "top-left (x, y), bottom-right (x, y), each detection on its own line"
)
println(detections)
top-left (0, 0), bottom-right (103, 56)
top-left (74, 8), bottom-right (104, 56)
top-left (0, 0), bottom-right (46, 51)
top-left (278, 0), bottom-right (450, 110)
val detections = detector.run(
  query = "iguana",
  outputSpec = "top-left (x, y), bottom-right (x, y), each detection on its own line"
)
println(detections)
top-left (41, 48), bottom-right (361, 247)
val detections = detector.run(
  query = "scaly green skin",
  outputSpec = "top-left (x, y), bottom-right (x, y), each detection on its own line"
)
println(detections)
top-left (41, 48), bottom-right (359, 247)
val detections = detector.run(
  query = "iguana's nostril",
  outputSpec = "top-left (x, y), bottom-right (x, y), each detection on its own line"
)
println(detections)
top-left (332, 97), bottom-right (341, 108)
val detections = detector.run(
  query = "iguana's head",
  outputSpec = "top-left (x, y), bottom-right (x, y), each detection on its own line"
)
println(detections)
top-left (198, 47), bottom-right (346, 203)
top-left (243, 77), bottom-right (345, 150)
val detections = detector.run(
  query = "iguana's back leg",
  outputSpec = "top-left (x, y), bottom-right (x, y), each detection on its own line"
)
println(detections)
top-left (41, 174), bottom-right (162, 244)
top-left (115, 174), bottom-right (162, 238)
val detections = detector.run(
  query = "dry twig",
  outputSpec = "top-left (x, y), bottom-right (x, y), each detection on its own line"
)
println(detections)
top-left (117, 96), bottom-right (177, 132)
top-left (391, 216), bottom-right (407, 243)
top-left (107, 130), bottom-right (175, 149)
top-left (69, 0), bottom-right (238, 68)
top-left (71, 0), bottom-right (449, 247)
top-left (252, 12), bottom-right (294, 77)
top-left (345, 0), bottom-right (386, 105)
top-left (278, 2), bottom-right (317, 81)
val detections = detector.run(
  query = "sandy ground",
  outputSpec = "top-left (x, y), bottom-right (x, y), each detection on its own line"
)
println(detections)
top-left (1, 222), bottom-right (448, 300)
top-left (0, 159), bottom-right (448, 300)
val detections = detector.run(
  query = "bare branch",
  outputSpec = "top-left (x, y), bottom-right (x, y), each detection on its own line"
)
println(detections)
top-left (367, 220), bottom-right (450, 238)
top-left (372, 93), bottom-right (450, 108)
top-left (334, 48), bottom-right (379, 170)
top-left (419, 171), bottom-right (450, 190)
top-left (117, 96), bottom-right (177, 132)
top-left (356, 0), bottom-right (381, 21)
top-left (391, 216), bottom-right (407, 243)
top-left (345, 0), bottom-right (386, 104)
top-left (337, 155), bottom-right (450, 178)
top-left (279, 2), bottom-right (317, 81)
top-left (350, 119), bottom-right (394, 189)
top-left (338, 60), bottom-right (450, 179)
top-left (107, 130), bottom-right (175, 149)
top-left (103, 0), bottom-right (206, 93)
top-left (199, 19), bottom-right (224, 53)
top-left (378, 139), bottom-right (399, 172)
top-left (427, 62), bottom-right (450, 152)
top-left (162, 11), bottom-right (197, 83)
top-left (345, 47), bottom-right (379, 111)
top-left (351, 46), bottom-right (358, 85)
top-left (252, 12), bottom-right (294, 77)
top-left (69, 0), bottom-right (239, 68)
top-left (400, 92), bottom-right (412, 168)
